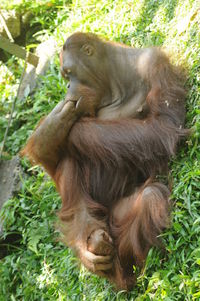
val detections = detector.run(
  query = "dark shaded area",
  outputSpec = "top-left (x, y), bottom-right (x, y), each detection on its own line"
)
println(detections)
top-left (0, 1), bottom-right (71, 62)
top-left (0, 234), bottom-right (22, 259)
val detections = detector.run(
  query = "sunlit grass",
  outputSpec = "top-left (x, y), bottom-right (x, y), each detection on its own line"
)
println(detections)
top-left (0, 0), bottom-right (199, 300)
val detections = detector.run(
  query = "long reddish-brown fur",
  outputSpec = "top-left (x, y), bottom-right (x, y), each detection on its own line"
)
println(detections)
top-left (21, 32), bottom-right (187, 290)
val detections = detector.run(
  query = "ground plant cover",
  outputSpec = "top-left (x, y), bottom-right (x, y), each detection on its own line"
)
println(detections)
top-left (0, 0), bottom-right (199, 300)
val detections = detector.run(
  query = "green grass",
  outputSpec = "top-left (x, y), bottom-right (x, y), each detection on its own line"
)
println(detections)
top-left (0, 0), bottom-right (199, 300)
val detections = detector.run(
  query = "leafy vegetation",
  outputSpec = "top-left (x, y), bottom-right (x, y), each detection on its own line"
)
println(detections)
top-left (0, 0), bottom-right (199, 300)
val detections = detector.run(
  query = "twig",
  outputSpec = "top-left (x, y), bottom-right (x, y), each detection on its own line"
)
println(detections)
top-left (0, 55), bottom-right (28, 159)
top-left (0, 37), bottom-right (39, 67)
top-left (0, 11), bottom-right (14, 42)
